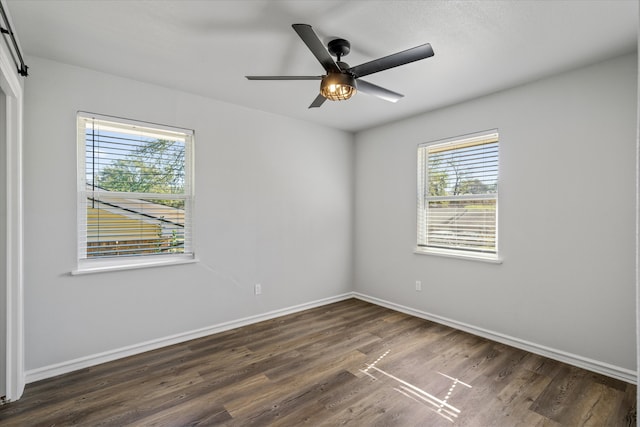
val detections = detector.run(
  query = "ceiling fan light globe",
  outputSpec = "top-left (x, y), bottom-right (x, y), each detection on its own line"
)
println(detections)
top-left (320, 73), bottom-right (357, 101)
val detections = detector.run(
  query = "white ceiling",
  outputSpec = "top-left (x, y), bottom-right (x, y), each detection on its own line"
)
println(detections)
top-left (5, 0), bottom-right (638, 132)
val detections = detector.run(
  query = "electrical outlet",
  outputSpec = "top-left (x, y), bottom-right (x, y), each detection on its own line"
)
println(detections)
top-left (415, 280), bottom-right (422, 291)
top-left (254, 283), bottom-right (262, 295)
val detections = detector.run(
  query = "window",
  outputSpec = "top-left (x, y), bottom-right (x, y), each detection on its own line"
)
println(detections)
top-left (75, 112), bottom-right (195, 273)
top-left (417, 130), bottom-right (499, 261)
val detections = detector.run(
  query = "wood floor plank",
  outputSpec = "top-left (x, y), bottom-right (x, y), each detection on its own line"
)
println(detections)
top-left (530, 364), bottom-right (591, 423)
top-left (619, 384), bottom-right (638, 427)
top-left (0, 298), bottom-right (635, 426)
top-left (459, 367), bottom-right (552, 426)
top-left (227, 370), bottom-right (358, 426)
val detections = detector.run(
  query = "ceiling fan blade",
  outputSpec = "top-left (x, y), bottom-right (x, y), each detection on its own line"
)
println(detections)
top-left (246, 76), bottom-right (323, 80)
top-left (349, 43), bottom-right (434, 78)
top-left (292, 24), bottom-right (341, 74)
top-left (356, 79), bottom-right (404, 103)
top-left (309, 94), bottom-right (326, 109)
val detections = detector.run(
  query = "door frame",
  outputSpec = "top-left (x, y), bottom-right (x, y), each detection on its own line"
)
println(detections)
top-left (0, 20), bottom-right (24, 401)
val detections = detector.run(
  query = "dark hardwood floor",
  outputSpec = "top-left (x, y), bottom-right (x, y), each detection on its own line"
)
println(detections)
top-left (0, 298), bottom-right (636, 426)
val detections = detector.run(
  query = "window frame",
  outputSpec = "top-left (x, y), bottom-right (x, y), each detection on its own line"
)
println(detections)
top-left (416, 130), bottom-right (501, 263)
top-left (73, 112), bottom-right (196, 275)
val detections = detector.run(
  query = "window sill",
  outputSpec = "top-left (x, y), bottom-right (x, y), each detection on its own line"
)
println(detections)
top-left (72, 254), bottom-right (198, 275)
top-left (414, 247), bottom-right (502, 264)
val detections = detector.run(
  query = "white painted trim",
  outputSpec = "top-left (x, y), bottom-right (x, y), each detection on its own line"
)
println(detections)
top-left (414, 247), bottom-right (503, 264)
top-left (25, 291), bottom-right (636, 386)
top-left (0, 0), bottom-right (24, 401)
top-left (353, 292), bottom-right (637, 384)
top-left (635, 31), bottom-right (639, 410)
top-left (25, 293), bottom-right (353, 383)
top-left (72, 256), bottom-right (199, 276)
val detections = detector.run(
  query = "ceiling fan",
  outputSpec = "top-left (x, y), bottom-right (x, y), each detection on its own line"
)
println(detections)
top-left (246, 24), bottom-right (434, 109)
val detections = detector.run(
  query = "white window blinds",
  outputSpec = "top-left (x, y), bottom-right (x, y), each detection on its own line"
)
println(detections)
top-left (77, 113), bottom-right (194, 263)
top-left (417, 131), bottom-right (499, 256)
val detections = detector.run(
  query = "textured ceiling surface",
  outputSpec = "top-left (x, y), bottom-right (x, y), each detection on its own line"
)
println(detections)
top-left (5, 0), bottom-right (638, 132)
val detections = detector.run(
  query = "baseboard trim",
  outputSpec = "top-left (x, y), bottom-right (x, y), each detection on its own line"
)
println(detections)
top-left (353, 292), bottom-right (637, 384)
top-left (25, 293), bottom-right (354, 384)
top-left (26, 291), bottom-right (637, 385)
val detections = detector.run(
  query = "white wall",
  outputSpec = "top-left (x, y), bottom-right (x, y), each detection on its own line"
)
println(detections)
top-left (22, 56), bottom-right (354, 372)
top-left (20, 52), bottom-right (638, 381)
top-left (354, 53), bottom-right (637, 372)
